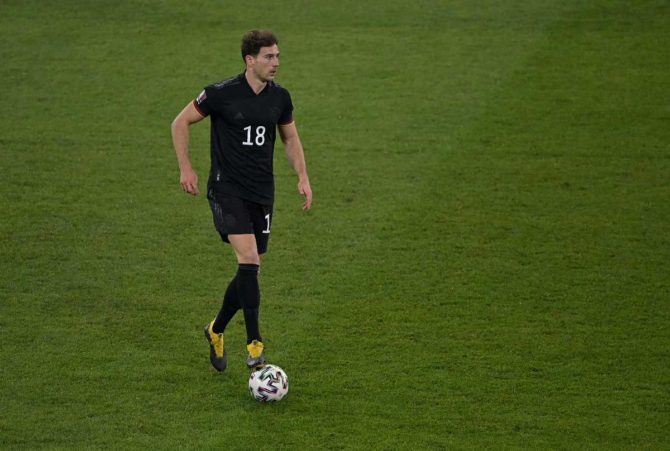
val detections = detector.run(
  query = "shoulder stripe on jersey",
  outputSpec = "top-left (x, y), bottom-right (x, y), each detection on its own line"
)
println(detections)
top-left (212, 74), bottom-right (244, 89)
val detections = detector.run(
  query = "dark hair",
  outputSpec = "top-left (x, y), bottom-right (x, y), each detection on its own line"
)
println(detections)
top-left (241, 29), bottom-right (278, 60)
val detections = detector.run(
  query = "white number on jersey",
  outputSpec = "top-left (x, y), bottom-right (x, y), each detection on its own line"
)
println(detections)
top-left (242, 126), bottom-right (266, 146)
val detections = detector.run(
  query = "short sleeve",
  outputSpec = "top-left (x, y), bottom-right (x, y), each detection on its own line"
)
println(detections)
top-left (193, 88), bottom-right (213, 116)
top-left (278, 90), bottom-right (294, 125)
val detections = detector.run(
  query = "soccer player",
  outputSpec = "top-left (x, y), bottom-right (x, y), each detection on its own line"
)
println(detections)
top-left (171, 30), bottom-right (312, 372)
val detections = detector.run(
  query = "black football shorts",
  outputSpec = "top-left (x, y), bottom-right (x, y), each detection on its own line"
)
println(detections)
top-left (207, 190), bottom-right (273, 254)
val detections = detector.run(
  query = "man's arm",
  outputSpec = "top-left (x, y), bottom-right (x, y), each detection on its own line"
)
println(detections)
top-left (278, 121), bottom-right (312, 210)
top-left (171, 101), bottom-right (206, 195)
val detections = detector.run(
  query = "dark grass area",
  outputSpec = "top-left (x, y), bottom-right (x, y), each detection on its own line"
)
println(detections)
top-left (1, 0), bottom-right (668, 448)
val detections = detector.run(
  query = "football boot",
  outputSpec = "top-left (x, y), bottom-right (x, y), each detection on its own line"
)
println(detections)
top-left (204, 321), bottom-right (227, 372)
top-left (246, 340), bottom-right (266, 369)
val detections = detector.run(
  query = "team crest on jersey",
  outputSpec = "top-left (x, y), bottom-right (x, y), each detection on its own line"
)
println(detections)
top-left (196, 90), bottom-right (207, 104)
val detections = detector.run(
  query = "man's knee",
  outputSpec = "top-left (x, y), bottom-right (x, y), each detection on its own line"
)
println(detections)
top-left (229, 234), bottom-right (260, 265)
top-left (237, 251), bottom-right (260, 265)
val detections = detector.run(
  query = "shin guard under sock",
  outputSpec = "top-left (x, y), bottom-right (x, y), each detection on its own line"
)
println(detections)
top-left (237, 264), bottom-right (261, 343)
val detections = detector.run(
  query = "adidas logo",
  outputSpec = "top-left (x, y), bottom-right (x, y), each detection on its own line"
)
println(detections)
top-left (234, 112), bottom-right (245, 121)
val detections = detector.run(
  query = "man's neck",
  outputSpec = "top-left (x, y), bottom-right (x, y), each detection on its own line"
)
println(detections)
top-left (245, 70), bottom-right (267, 95)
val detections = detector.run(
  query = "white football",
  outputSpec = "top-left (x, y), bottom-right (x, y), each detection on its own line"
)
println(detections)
top-left (248, 365), bottom-right (289, 402)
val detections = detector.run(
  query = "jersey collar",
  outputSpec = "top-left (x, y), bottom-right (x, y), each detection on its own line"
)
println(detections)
top-left (239, 71), bottom-right (272, 96)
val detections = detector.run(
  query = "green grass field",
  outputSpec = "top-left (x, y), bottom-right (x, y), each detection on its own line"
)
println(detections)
top-left (1, 0), bottom-right (669, 448)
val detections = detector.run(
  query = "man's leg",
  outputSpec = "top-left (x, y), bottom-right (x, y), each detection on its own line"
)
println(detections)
top-left (205, 272), bottom-right (236, 373)
top-left (212, 273), bottom-right (240, 333)
top-left (228, 234), bottom-right (266, 368)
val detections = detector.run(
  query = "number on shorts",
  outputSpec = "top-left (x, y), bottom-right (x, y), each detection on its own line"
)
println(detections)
top-left (263, 213), bottom-right (271, 234)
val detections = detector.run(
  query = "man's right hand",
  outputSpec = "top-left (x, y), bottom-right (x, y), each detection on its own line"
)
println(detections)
top-left (180, 166), bottom-right (200, 195)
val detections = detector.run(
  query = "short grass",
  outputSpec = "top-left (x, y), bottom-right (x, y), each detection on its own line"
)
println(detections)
top-left (1, 0), bottom-right (668, 449)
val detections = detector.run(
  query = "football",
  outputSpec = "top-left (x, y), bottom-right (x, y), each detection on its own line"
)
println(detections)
top-left (248, 365), bottom-right (289, 402)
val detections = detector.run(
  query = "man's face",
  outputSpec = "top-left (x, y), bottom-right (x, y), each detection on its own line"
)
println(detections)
top-left (248, 44), bottom-right (280, 82)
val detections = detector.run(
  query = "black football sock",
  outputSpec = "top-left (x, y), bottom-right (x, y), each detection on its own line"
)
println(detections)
top-left (212, 274), bottom-right (239, 334)
top-left (243, 308), bottom-right (261, 344)
top-left (237, 263), bottom-right (262, 344)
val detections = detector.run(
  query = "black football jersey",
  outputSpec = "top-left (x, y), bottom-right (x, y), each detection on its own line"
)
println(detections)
top-left (193, 72), bottom-right (294, 205)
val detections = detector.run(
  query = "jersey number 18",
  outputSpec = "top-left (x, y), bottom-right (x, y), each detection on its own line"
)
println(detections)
top-left (242, 126), bottom-right (266, 146)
